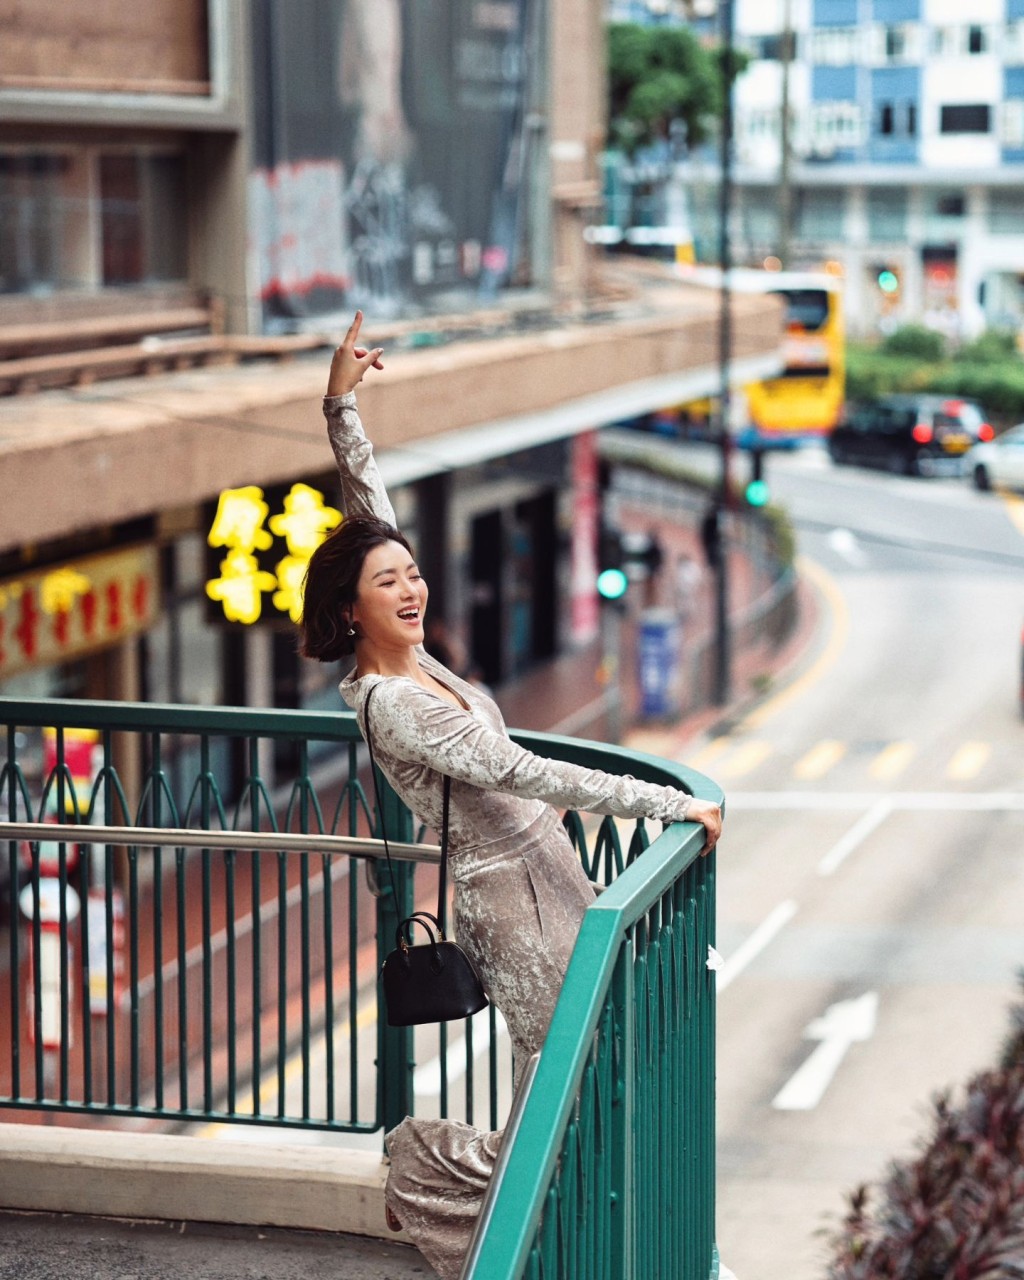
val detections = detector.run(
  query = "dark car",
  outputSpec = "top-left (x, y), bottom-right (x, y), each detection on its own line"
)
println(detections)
top-left (828, 395), bottom-right (994, 477)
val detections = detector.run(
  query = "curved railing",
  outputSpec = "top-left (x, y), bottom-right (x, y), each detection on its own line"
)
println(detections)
top-left (0, 696), bottom-right (719, 1278)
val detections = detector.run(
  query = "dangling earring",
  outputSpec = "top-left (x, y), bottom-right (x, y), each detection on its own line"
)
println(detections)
top-left (347, 625), bottom-right (356, 637)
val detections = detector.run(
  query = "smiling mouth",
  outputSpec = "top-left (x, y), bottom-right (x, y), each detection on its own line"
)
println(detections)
top-left (397, 609), bottom-right (420, 622)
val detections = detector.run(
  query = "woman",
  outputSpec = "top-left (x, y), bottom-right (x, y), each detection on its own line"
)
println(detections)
top-left (300, 313), bottom-right (722, 1279)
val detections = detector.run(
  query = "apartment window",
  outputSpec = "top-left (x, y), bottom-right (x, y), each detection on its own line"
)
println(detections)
top-left (1000, 99), bottom-right (1024, 147)
top-left (940, 104), bottom-right (991, 133)
top-left (870, 22), bottom-right (918, 64)
top-left (810, 26), bottom-right (860, 65)
top-left (796, 188), bottom-right (845, 241)
top-left (931, 26), bottom-right (958, 56)
top-left (935, 194), bottom-right (965, 217)
top-left (988, 190), bottom-right (1024, 234)
top-left (0, 145), bottom-right (187, 295)
top-left (874, 100), bottom-right (917, 140)
top-left (967, 25), bottom-right (986, 55)
top-left (885, 25), bottom-right (906, 60)
top-left (1006, 21), bottom-right (1024, 64)
top-left (867, 189), bottom-right (907, 241)
top-left (809, 102), bottom-right (863, 152)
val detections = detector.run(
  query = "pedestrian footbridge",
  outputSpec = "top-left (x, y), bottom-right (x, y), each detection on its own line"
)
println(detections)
top-left (0, 697), bottom-right (721, 1278)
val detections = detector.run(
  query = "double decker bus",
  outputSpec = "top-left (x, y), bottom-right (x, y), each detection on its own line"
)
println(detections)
top-left (738, 269), bottom-right (845, 447)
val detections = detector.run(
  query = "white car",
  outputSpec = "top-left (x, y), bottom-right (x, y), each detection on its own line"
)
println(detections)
top-left (966, 423), bottom-right (1024, 492)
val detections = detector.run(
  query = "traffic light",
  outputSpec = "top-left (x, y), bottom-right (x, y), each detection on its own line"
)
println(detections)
top-left (743, 449), bottom-right (770, 507)
top-left (876, 268), bottom-right (899, 295)
top-left (597, 526), bottom-right (628, 602)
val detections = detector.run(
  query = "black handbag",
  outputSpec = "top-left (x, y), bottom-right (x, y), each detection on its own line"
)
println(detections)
top-left (365, 685), bottom-right (489, 1028)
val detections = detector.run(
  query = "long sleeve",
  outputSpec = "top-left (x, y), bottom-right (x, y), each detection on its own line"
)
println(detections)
top-left (367, 679), bottom-right (693, 825)
top-left (323, 392), bottom-right (398, 526)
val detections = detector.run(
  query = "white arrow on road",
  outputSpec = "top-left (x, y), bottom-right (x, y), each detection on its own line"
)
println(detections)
top-left (772, 991), bottom-right (878, 1111)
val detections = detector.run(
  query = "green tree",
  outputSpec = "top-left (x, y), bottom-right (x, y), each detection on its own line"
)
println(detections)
top-left (607, 23), bottom-right (737, 155)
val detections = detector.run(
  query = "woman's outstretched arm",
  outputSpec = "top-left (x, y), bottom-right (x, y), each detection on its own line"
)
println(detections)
top-left (323, 312), bottom-right (394, 524)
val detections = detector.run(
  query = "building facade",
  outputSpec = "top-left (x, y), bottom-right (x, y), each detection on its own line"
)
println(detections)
top-left (0, 0), bottom-right (782, 771)
top-left (731, 0), bottom-right (1024, 338)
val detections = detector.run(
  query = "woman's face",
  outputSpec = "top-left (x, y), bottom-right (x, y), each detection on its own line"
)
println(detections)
top-left (349, 540), bottom-right (428, 651)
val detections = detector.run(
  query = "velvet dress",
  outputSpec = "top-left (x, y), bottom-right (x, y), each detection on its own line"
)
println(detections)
top-left (325, 392), bottom-right (695, 1279)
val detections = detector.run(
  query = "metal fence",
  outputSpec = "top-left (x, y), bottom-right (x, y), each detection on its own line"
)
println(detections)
top-left (0, 696), bottom-right (720, 1278)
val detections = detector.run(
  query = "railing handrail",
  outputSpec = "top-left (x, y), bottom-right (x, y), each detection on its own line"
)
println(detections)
top-left (466, 817), bottom-right (714, 1278)
top-left (0, 821), bottom-right (440, 864)
top-left (0, 697), bottom-right (713, 797)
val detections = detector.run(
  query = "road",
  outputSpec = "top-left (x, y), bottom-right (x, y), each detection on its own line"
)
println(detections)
top-left (691, 446), bottom-right (1024, 1278)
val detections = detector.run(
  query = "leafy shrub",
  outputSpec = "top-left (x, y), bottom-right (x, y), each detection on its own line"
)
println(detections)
top-left (879, 326), bottom-right (947, 362)
top-left (957, 329), bottom-right (1020, 366)
top-left (828, 975), bottom-right (1024, 1279)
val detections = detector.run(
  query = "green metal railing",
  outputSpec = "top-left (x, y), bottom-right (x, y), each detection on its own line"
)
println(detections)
top-left (463, 779), bottom-right (718, 1279)
top-left (0, 696), bottom-right (720, 1278)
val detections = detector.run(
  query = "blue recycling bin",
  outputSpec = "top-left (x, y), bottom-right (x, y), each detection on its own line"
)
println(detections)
top-left (637, 608), bottom-right (680, 719)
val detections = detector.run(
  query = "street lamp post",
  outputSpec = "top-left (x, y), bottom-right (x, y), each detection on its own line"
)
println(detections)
top-left (714, 0), bottom-right (735, 706)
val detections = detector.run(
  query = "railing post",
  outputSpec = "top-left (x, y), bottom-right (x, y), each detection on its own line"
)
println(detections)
top-left (374, 773), bottom-right (416, 1137)
top-left (610, 946), bottom-right (634, 1276)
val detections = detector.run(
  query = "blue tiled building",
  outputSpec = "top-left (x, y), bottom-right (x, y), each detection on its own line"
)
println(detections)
top-left (723, 0), bottom-right (1024, 336)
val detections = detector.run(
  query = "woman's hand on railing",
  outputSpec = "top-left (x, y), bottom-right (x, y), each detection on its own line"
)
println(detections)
top-left (687, 797), bottom-right (722, 856)
top-left (327, 310), bottom-right (385, 396)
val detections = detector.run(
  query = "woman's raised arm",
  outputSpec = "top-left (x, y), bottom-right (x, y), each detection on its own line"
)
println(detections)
top-left (323, 311), bottom-right (395, 524)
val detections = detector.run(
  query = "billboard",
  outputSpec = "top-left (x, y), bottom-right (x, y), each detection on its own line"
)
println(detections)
top-left (249, 0), bottom-right (542, 324)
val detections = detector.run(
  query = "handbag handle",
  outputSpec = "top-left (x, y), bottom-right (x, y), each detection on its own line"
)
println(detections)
top-left (364, 683), bottom-right (452, 935)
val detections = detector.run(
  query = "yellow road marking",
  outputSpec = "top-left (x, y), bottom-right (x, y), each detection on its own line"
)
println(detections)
top-left (687, 735), bottom-right (738, 771)
top-left (793, 739), bottom-right (845, 780)
top-left (996, 486), bottom-right (1024, 538)
top-left (869, 741), bottom-right (916, 781)
top-left (741, 555), bottom-right (850, 733)
top-left (946, 742), bottom-right (991, 781)
top-left (715, 740), bottom-right (773, 779)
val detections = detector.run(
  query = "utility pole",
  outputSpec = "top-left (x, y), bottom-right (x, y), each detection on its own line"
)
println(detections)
top-left (777, 0), bottom-right (795, 267)
top-left (714, 0), bottom-right (734, 706)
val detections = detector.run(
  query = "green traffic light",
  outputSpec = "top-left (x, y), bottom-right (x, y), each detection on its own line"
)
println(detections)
top-left (597, 567), bottom-right (629, 600)
top-left (744, 479), bottom-right (770, 507)
top-left (877, 269), bottom-right (899, 294)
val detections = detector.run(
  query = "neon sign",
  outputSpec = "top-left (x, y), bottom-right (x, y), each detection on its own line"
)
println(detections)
top-left (205, 483), bottom-right (342, 625)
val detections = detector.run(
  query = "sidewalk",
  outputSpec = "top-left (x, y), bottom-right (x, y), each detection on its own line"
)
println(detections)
top-left (0, 1210), bottom-right (428, 1280)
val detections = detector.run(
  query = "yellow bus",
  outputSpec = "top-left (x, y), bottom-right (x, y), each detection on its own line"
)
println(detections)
top-left (740, 269), bottom-right (845, 446)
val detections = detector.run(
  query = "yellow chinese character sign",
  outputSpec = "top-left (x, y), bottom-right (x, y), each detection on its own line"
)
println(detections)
top-left (206, 484), bottom-right (342, 624)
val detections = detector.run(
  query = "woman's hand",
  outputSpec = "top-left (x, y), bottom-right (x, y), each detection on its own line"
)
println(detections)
top-left (327, 311), bottom-right (385, 396)
top-left (687, 797), bottom-right (722, 857)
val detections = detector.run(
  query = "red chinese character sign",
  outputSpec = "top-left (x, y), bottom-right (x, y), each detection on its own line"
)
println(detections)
top-left (206, 483), bottom-right (342, 625)
top-left (0, 546), bottom-right (160, 681)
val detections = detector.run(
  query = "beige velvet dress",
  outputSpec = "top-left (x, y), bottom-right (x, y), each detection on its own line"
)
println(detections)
top-left (325, 393), bottom-right (694, 1279)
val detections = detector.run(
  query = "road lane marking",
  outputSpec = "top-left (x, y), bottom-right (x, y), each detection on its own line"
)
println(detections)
top-left (772, 991), bottom-right (878, 1111)
top-left (716, 899), bottom-right (798, 993)
top-left (717, 740), bottom-right (773, 778)
top-left (869, 741), bottom-right (915, 781)
top-left (793, 739), bottom-right (845, 780)
top-left (714, 740), bottom-right (773, 779)
top-left (724, 791), bottom-right (1024, 811)
top-left (946, 742), bottom-right (992, 781)
top-left (741, 555), bottom-right (849, 733)
top-left (826, 527), bottom-right (869, 566)
top-left (818, 799), bottom-right (893, 876)
top-left (996, 485), bottom-right (1024, 538)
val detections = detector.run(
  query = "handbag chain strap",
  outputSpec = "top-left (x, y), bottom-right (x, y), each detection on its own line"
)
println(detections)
top-left (364, 681), bottom-right (451, 938)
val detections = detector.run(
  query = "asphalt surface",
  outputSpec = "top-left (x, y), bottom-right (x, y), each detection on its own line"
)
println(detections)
top-left (0, 1211), bottom-right (432, 1280)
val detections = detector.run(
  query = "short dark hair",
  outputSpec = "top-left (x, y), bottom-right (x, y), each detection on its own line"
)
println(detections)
top-left (299, 516), bottom-right (414, 662)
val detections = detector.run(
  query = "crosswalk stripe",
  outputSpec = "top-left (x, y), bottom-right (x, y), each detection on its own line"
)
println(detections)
top-left (793, 739), bottom-right (846, 780)
top-left (946, 741), bottom-right (992, 781)
top-left (869, 741), bottom-right (916, 781)
top-left (715, 740), bottom-right (772, 778)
